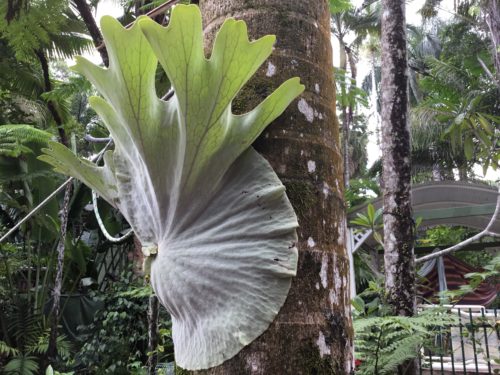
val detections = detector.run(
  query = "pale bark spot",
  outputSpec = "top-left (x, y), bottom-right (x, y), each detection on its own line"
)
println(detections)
top-left (315, 282), bottom-right (320, 290)
top-left (307, 160), bottom-right (316, 173)
top-left (338, 220), bottom-right (346, 245)
top-left (322, 182), bottom-right (330, 198)
top-left (300, 133), bottom-right (304, 138)
top-left (320, 254), bottom-right (328, 288)
top-left (300, 150), bottom-right (304, 156)
top-left (298, 98), bottom-right (314, 122)
top-left (315, 83), bottom-right (320, 93)
top-left (245, 353), bottom-right (261, 374)
top-left (266, 62), bottom-right (276, 77)
top-left (316, 331), bottom-right (331, 358)
top-left (307, 236), bottom-right (316, 248)
top-left (318, 113), bottom-right (323, 120)
top-left (329, 289), bottom-right (338, 305)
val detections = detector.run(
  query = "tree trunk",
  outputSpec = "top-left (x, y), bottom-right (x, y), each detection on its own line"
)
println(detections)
top-left (35, 49), bottom-right (67, 145)
top-left (47, 182), bottom-right (73, 359)
top-left (147, 295), bottom-right (160, 374)
top-left (338, 35), bottom-right (350, 188)
top-left (36, 47), bottom-right (73, 361)
top-left (483, 0), bottom-right (500, 85)
top-left (381, 0), bottom-right (416, 371)
top-left (73, 0), bottom-right (109, 67)
top-left (192, 1), bottom-right (353, 374)
top-left (346, 47), bottom-right (357, 182)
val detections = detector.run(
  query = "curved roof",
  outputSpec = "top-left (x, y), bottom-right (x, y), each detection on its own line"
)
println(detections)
top-left (349, 181), bottom-right (500, 232)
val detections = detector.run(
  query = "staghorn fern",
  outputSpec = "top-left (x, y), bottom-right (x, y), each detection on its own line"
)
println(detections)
top-left (39, 4), bottom-right (304, 370)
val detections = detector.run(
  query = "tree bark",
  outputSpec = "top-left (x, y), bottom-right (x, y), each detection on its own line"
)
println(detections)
top-left (35, 47), bottom-right (73, 361)
top-left (381, 0), bottom-right (414, 317)
top-left (147, 295), bottom-right (160, 374)
top-left (47, 181), bottom-right (73, 359)
top-left (483, 0), bottom-right (500, 85)
top-left (73, 0), bottom-right (109, 67)
top-left (381, 1), bottom-right (416, 372)
top-left (346, 46), bottom-right (357, 183)
top-left (192, 1), bottom-right (353, 374)
top-left (35, 49), bottom-right (67, 145)
top-left (336, 30), bottom-right (350, 188)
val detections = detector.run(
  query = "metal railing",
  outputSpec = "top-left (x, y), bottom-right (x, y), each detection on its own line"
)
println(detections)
top-left (419, 305), bottom-right (500, 375)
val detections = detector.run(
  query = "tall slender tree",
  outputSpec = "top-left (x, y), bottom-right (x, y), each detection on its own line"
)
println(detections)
top-left (380, 0), bottom-right (415, 327)
top-left (72, 0), bottom-right (109, 66)
top-left (191, 0), bottom-right (353, 374)
top-left (381, 1), bottom-right (417, 373)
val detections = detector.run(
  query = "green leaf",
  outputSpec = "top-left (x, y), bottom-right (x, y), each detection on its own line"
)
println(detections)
top-left (329, 0), bottom-right (353, 14)
top-left (373, 231), bottom-right (383, 246)
top-left (415, 216), bottom-right (423, 229)
top-left (477, 114), bottom-right (494, 135)
top-left (367, 204), bottom-right (375, 225)
top-left (40, 5), bottom-right (303, 370)
top-left (352, 296), bottom-right (365, 313)
top-left (464, 135), bottom-right (474, 160)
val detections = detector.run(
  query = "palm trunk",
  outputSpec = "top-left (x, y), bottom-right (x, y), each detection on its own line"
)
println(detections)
top-left (73, 0), bottom-right (109, 67)
top-left (380, 0), bottom-right (416, 339)
top-left (193, 1), bottom-right (353, 374)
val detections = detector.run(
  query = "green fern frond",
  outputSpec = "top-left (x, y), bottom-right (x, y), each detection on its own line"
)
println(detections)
top-left (0, 125), bottom-right (53, 157)
top-left (27, 331), bottom-right (72, 360)
top-left (379, 334), bottom-right (423, 374)
top-left (0, 340), bottom-right (19, 357)
top-left (3, 354), bottom-right (39, 375)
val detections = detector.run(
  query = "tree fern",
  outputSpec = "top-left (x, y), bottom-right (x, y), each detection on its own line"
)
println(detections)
top-left (3, 353), bottom-right (39, 375)
top-left (0, 340), bottom-right (19, 357)
top-left (0, 125), bottom-right (53, 157)
top-left (0, 0), bottom-right (92, 61)
top-left (354, 308), bottom-right (458, 375)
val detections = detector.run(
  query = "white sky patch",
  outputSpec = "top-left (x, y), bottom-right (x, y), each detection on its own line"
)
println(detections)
top-left (316, 331), bottom-right (331, 358)
top-left (266, 62), bottom-right (276, 77)
top-left (297, 98), bottom-right (314, 123)
top-left (307, 236), bottom-right (316, 248)
top-left (307, 160), bottom-right (316, 173)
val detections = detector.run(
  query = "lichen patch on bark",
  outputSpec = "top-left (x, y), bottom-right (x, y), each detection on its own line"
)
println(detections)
top-left (316, 331), bottom-right (331, 358)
